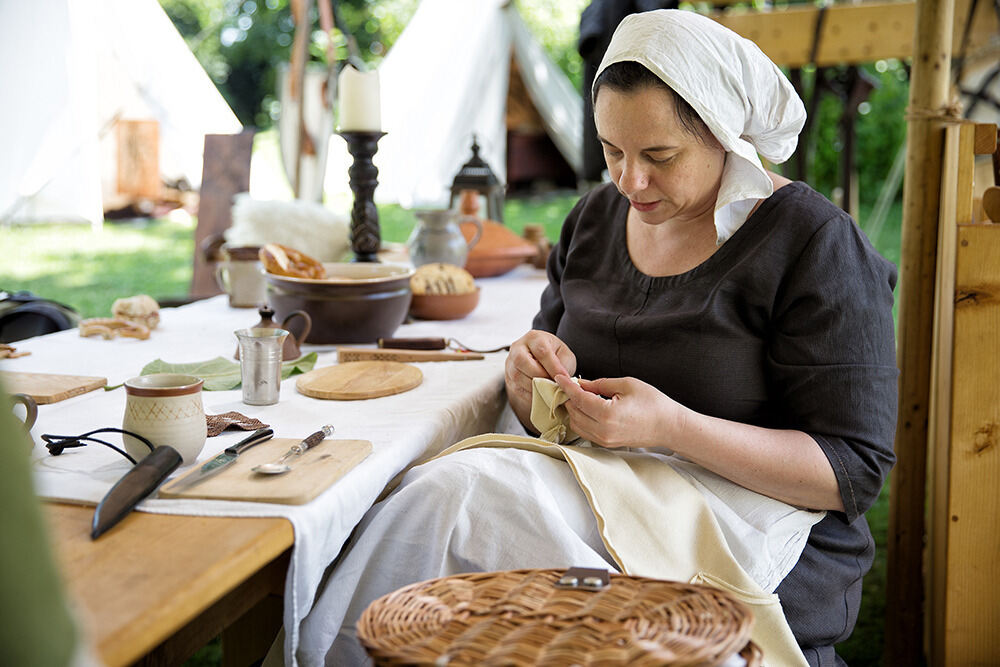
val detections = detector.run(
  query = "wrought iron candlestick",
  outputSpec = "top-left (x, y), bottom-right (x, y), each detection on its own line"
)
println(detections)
top-left (338, 131), bottom-right (387, 262)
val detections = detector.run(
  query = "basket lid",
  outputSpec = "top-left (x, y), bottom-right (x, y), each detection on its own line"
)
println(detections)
top-left (357, 568), bottom-right (758, 666)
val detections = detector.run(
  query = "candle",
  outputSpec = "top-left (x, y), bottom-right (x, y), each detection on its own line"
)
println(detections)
top-left (337, 64), bottom-right (381, 132)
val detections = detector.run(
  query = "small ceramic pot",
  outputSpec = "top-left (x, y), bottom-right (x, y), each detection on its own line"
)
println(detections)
top-left (122, 374), bottom-right (206, 465)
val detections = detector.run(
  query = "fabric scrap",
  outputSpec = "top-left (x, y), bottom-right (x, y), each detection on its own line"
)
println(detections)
top-left (206, 411), bottom-right (268, 437)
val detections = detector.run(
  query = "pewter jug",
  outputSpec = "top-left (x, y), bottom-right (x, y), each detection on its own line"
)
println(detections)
top-left (406, 209), bottom-right (483, 268)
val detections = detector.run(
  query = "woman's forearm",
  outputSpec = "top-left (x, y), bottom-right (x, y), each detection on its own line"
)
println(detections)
top-left (668, 408), bottom-right (844, 512)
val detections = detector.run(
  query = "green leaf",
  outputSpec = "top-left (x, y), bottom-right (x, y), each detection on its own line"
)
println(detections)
top-left (140, 352), bottom-right (318, 391)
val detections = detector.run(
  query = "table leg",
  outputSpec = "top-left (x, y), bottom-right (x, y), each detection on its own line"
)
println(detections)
top-left (134, 551), bottom-right (289, 667)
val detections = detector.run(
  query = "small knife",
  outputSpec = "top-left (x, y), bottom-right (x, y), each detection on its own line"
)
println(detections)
top-left (166, 427), bottom-right (274, 493)
top-left (91, 446), bottom-right (182, 539)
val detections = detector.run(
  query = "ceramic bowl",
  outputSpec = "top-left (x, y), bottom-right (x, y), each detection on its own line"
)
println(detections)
top-left (265, 262), bottom-right (414, 344)
top-left (410, 288), bottom-right (481, 320)
top-left (460, 220), bottom-right (539, 277)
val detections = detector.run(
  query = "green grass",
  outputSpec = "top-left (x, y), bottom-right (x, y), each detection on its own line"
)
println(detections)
top-left (0, 193), bottom-right (582, 320)
top-left (0, 218), bottom-right (196, 318)
top-left (1, 191), bottom-right (901, 667)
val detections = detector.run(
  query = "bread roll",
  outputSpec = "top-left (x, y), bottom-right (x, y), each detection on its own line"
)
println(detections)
top-left (111, 294), bottom-right (160, 330)
top-left (259, 243), bottom-right (326, 279)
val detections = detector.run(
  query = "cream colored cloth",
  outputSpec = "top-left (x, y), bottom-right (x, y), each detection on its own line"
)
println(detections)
top-left (530, 375), bottom-right (579, 444)
top-left (433, 378), bottom-right (813, 666)
top-left (595, 9), bottom-right (806, 244)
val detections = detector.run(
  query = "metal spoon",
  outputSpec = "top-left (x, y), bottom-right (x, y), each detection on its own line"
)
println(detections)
top-left (252, 424), bottom-right (334, 475)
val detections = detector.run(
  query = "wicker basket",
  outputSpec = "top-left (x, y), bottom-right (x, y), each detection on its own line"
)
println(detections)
top-left (357, 568), bottom-right (762, 666)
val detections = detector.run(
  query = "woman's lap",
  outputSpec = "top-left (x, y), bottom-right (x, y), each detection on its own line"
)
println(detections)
top-left (296, 448), bottom-right (616, 667)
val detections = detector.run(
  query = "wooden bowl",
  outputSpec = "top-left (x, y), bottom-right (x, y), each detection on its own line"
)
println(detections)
top-left (410, 288), bottom-right (480, 320)
top-left (265, 262), bottom-right (414, 343)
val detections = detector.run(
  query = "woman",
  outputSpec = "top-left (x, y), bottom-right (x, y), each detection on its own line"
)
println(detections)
top-left (506, 10), bottom-right (897, 664)
top-left (297, 10), bottom-right (896, 666)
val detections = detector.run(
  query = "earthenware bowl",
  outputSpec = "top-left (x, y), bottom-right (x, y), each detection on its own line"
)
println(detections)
top-left (409, 288), bottom-right (481, 320)
top-left (265, 262), bottom-right (414, 344)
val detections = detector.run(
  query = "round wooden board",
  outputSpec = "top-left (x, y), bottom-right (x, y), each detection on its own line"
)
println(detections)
top-left (296, 360), bottom-right (423, 400)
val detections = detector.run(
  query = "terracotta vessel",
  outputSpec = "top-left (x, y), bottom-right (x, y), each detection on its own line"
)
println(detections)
top-left (265, 262), bottom-right (414, 344)
top-left (457, 189), bottom-right (538, 277)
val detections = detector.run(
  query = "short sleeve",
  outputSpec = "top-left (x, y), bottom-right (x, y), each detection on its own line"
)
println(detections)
top-left (767, 214), bottom-right (898, 522)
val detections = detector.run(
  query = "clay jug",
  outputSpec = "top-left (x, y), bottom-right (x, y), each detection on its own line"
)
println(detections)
top-left (235, 306), bottom-right (311, 361)
top-left (407, 208), bottom-right (483, 268)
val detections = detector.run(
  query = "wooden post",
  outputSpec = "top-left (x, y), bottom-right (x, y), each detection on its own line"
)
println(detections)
top-left (190, 132), bottom-right (256, 299)
top-left (885, 0), bottom-right (955, 663)
top-left (116, 119), bottom-right (161, 200)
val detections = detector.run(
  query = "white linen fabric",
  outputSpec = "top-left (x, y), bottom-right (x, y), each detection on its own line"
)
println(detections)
top-left (296, 446), bottom-right (617, 666)
top-left (296, 386), bottom-right (822, 665)
top-left (595, 9), bottom-right (806, 244)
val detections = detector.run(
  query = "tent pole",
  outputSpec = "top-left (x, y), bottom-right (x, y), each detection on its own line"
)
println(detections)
top-left (885, 0), bottom-right (955, 663)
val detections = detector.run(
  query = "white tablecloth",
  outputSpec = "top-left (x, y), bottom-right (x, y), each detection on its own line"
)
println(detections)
top-left (6, 264), bottom-right (548, 666)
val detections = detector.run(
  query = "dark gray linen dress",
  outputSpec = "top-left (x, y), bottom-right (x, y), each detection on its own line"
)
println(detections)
top-left (533, 181), bottom-right (898, 666)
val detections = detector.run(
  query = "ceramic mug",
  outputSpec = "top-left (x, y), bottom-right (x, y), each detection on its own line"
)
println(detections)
top-left (122, 374), bottom-right (206, 465)
top-left (8, 393), bottom-right (38, 432)
top-left (215, 245), bottom-right (267, 308)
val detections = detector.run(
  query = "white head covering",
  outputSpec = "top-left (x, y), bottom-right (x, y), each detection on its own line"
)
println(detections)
top-left (595, 10), bottom-right (806, 244)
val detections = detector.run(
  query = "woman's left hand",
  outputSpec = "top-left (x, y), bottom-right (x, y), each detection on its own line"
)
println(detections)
top-left (554, 374), bottom-right (683, 450)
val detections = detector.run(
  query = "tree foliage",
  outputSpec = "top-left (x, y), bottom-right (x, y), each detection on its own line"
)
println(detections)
top-left (159, 0), bottom-right (419, 127)
top-left (159, 0), bottom-right (908, 207)
top-left (804, 60), bottom-right (909, 207)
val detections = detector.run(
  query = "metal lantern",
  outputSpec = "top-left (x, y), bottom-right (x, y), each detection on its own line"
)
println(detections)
top-left (449, 136), bottom-right (505, 223)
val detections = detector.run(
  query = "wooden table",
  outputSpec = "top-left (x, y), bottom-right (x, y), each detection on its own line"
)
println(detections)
top-left (45, 503), bottom-right (293, 666)
top-left (16, 266), bottom-right (548, 665)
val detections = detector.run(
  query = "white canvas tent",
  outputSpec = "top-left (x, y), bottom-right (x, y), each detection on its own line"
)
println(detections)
top-left (0, 0), bottom-right (242, 227)
top-left (321, 0), bottom-right (583, 208)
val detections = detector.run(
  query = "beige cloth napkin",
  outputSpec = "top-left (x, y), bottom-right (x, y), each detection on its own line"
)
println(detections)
top-left (433, 378), bottom-right (808, 666)
top-left (529, 376), bottom-right (579, 444)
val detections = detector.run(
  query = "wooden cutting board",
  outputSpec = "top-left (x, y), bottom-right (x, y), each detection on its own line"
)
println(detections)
top-left (337, 347), bottom-right (484, 363)
top-left (296, 361), bottom-right (422, 400)
top-left (159, 437), bottom-right (372, 505)
top-left (0, 370), bottom-right (107, 404)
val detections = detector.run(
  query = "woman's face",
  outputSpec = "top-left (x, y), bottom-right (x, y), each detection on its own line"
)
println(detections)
top-left (594, 84), bottom-right (725, 226)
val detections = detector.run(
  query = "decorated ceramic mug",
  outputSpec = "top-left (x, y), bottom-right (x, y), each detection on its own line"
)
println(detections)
top-left (122, 374), bottom-right (206, 464)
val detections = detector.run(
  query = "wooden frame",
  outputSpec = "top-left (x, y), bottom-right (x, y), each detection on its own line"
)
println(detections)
top-left (926, 122), bottom-right (999, 667)
top-left (711, 0), bottom-right (995, 67)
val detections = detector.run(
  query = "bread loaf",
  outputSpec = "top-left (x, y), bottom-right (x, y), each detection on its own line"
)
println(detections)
top-left (410, 263), bottom-right (476, 295)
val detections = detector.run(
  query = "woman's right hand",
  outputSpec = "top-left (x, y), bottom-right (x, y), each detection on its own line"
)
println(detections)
top-left (504, 330), bottom-right (576, 432)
